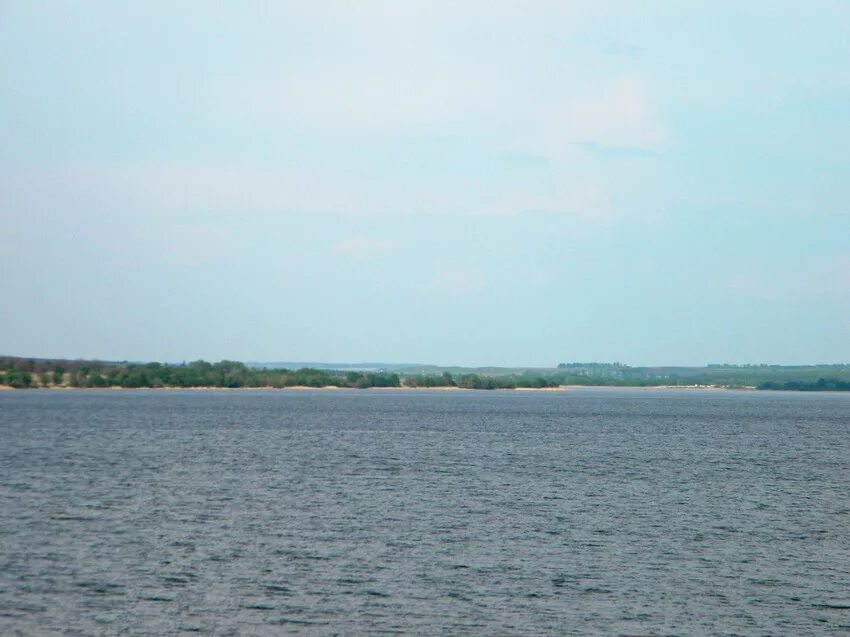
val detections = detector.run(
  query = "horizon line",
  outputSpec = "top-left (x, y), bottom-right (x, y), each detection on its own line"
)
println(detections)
top-left (2, 353), bottom-right (850, 370)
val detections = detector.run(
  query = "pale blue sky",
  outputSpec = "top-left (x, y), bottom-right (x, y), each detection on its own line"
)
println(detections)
top-left (2, 1), bottom-right (848, 366)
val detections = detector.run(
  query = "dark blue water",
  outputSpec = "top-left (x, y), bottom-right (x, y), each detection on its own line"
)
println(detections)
top-left (1, 388), bottom-right (849, 635)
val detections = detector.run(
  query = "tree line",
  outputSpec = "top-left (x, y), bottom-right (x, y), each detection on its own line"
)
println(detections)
top-left (0, 359), bottom-right (562, 390)
top-left (758, 378), bottom-right (850, 391)
top-left (403, 372), bottom-right (559, 389)
top-left (3, 356), bottom-right (849, 391)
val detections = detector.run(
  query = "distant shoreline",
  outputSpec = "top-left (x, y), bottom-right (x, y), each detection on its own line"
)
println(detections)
top-left (10, 381), bottom-right (850, 393)
top-left (0, 384), bottom-right (759, 392)
top-left (560, 384), bottom-right (755, 390)
top-left (3, 356), bottom-right (849, 392)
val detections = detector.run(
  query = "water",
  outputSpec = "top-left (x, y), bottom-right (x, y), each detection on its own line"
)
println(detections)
top-left (1, 388), bottom-right (849, 636)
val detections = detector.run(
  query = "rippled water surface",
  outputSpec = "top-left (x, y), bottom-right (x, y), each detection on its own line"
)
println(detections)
top-left (1, 388), bottom-right (849, 635)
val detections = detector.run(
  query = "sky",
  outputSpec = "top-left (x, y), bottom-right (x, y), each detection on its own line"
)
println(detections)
top-left (1, 1), bottom-right (849, 367)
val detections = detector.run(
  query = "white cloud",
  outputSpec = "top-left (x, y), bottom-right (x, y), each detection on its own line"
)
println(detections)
top-left (3, 1), bottom-right (669, 220)
top-left (2, 159), bottom-right (618, 220)
top-left (530, 76), bottom-right (669, 157)
top-left (468, 180), bottom-right (613, 218)
top-left (190, 3), bottom-right (669, 219)
top-left (726, 254), bottom-right (850, 301)
top-left (432, 263), bottom-right (484, 296)
top-left (331, 235), bottom-right (398, 259)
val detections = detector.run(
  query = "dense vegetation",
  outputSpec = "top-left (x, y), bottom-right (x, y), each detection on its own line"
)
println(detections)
top-left (0, 358), bottom-right (555, 390)
top-left (551, 362), bottom-right (850, 389)
top-left (757, 378), bottom-right (850, 391)
top-left (404, 372), bottom-right (558, 389)
top-left (0, 358), bottom-right (400, 389)
top-left (2, 357), bottom-right (849, 391)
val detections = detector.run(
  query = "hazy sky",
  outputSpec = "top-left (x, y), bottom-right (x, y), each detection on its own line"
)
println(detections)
top-left (2, 1), bottom-right (848, 366)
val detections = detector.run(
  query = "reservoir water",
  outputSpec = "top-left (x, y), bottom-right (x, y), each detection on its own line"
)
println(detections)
top-left (1, 388), bottom-right (849, 635)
